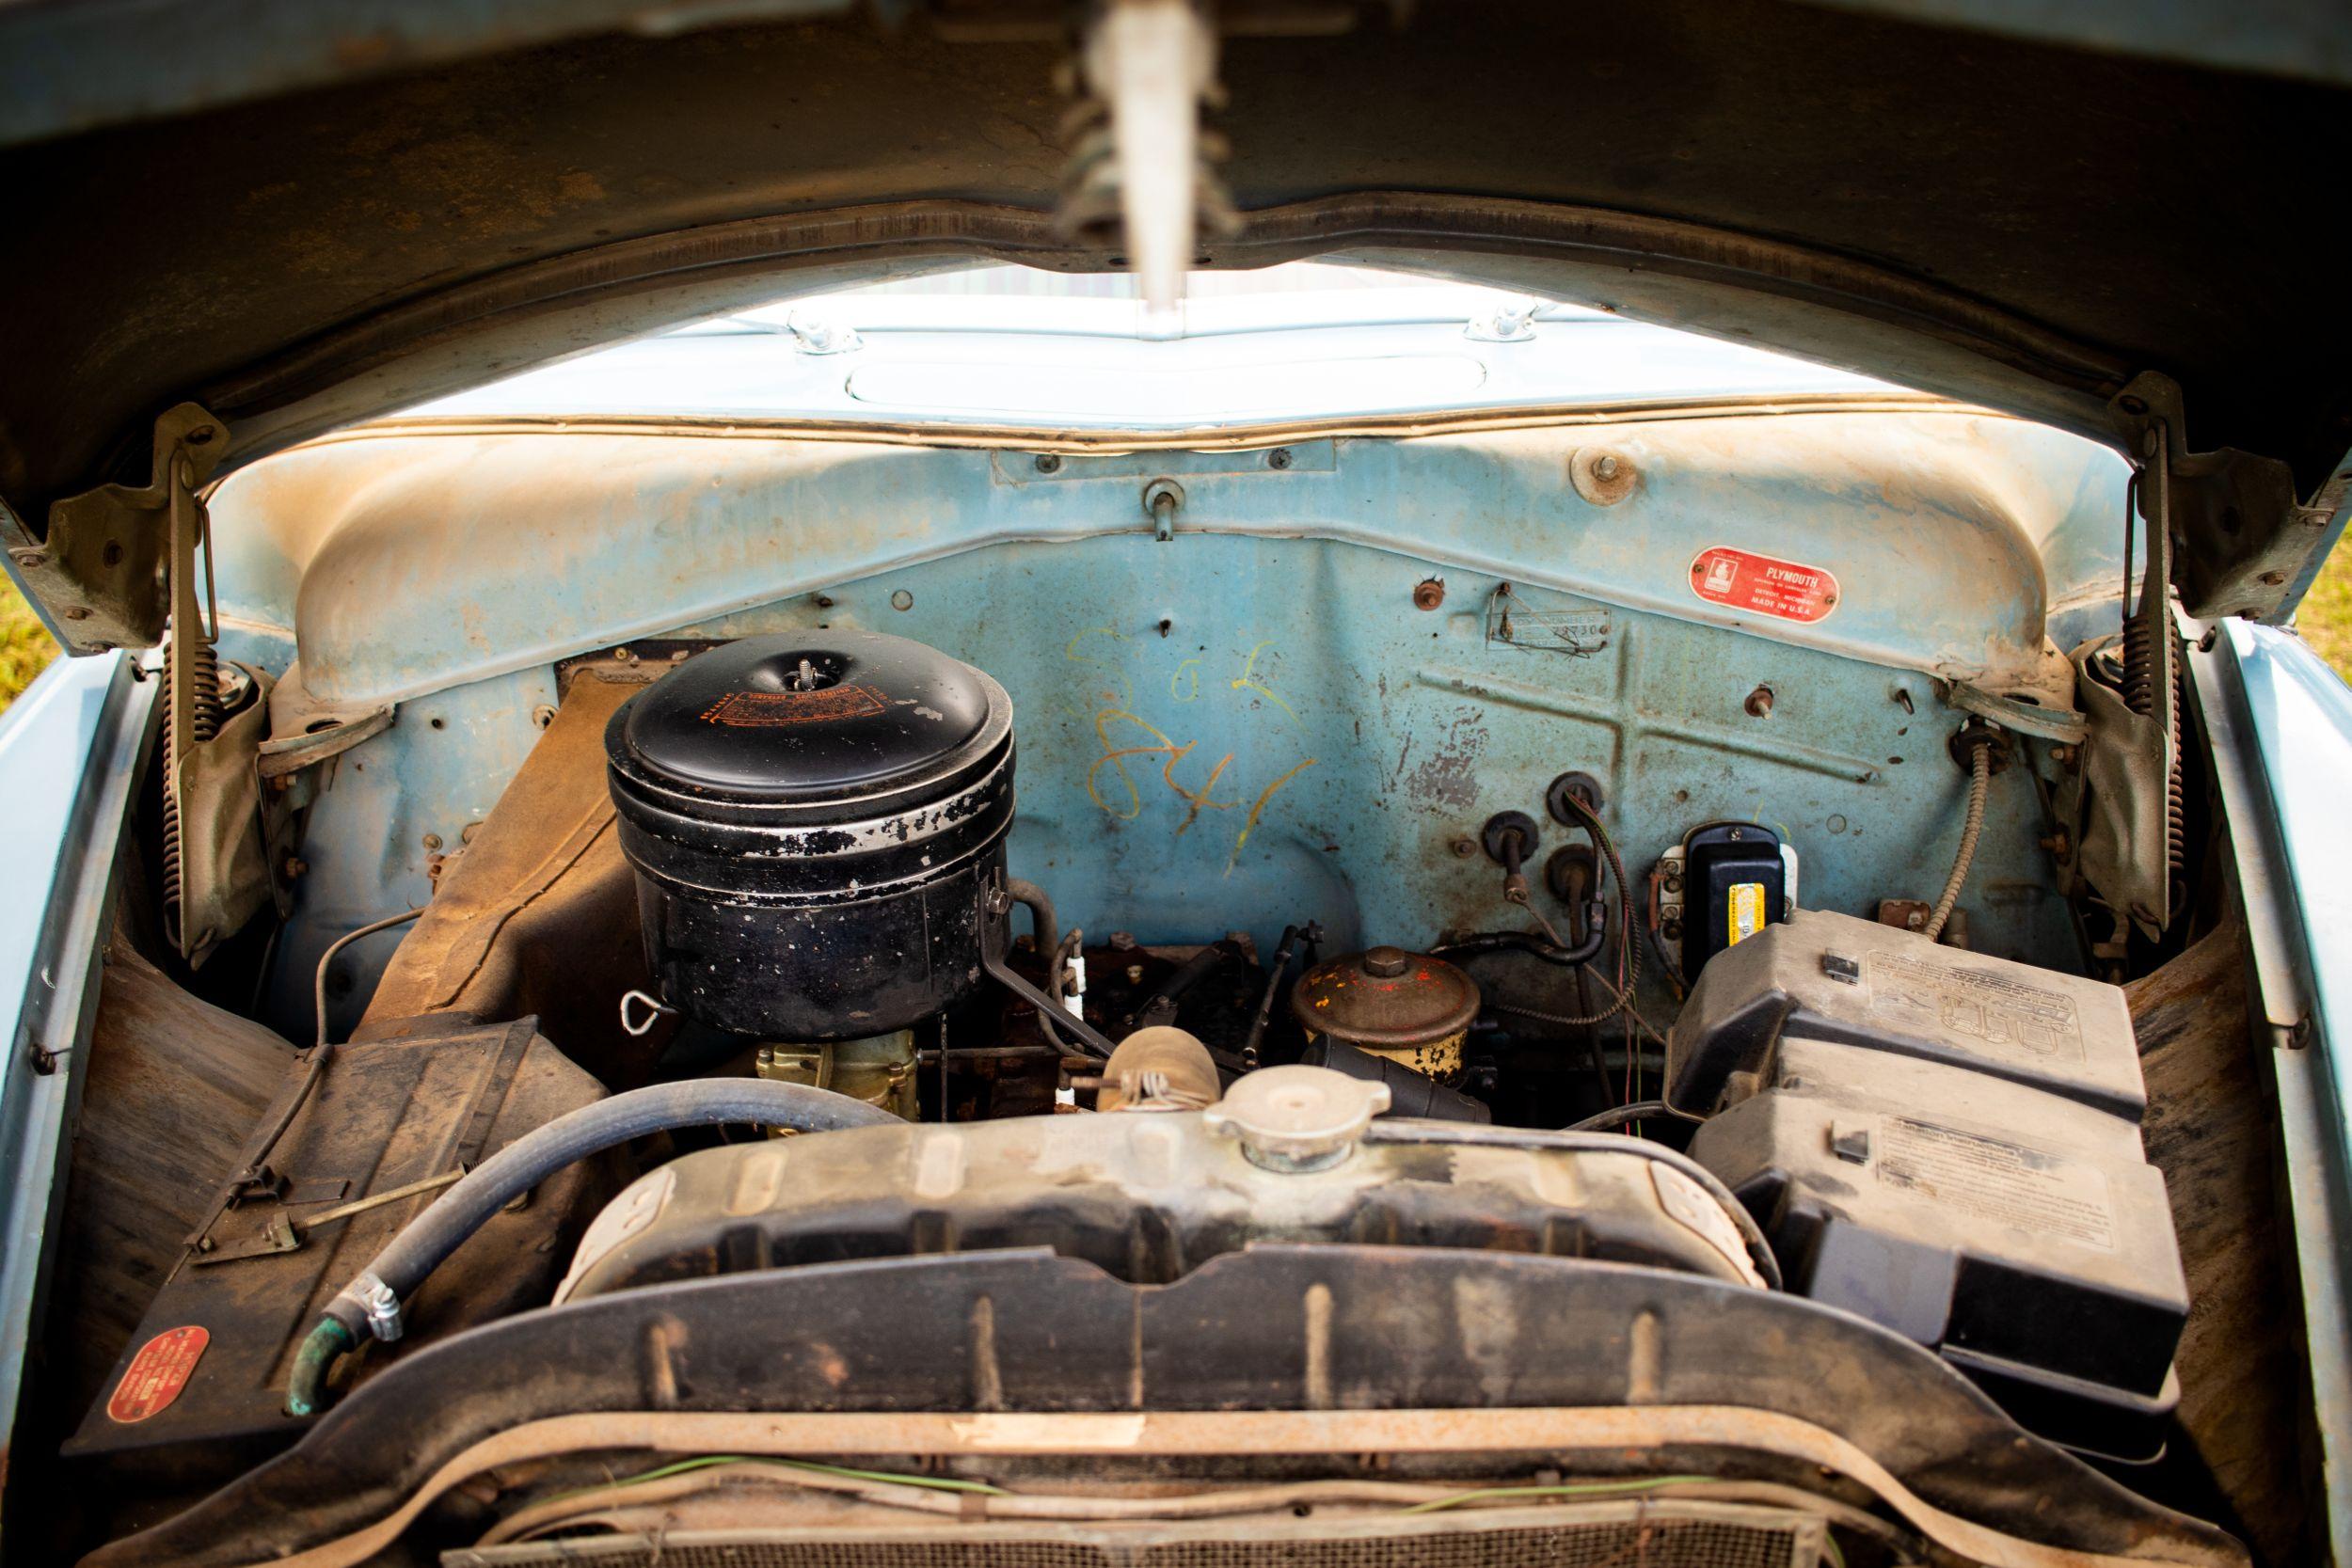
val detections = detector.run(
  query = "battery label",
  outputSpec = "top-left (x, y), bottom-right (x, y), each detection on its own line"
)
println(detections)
top-left (1726, 882), bottom-right (1766, 947)
top-left (1877, 1116), bottom-right (2116, 1252)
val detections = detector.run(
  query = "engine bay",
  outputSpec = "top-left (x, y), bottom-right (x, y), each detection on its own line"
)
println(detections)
top-left (59, 596), bottom-right (2233, 1565)
top-left (25, 412), bottom-right (2273, 1568)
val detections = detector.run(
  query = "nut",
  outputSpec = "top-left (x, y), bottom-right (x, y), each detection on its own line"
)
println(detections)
top-left (1744, 684), bottom-right (1775, 719)
top-left (1412, 578), bottom-right (1446, 610)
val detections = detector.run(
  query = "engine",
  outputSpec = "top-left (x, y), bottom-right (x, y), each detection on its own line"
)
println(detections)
top-left (68, 628), bottom-right (2200, 1568)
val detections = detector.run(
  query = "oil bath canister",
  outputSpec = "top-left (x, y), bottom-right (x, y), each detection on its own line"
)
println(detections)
top-left (605, 629), bottom-right (1014, 1040)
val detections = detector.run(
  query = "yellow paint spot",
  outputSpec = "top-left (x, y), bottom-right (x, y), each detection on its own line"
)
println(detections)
top-left (1170, 657), bottom-right (1201, 702)
top-left (1064, 626), bottom-right (1126, 662)
top-left (1229, 641), bottom-right (1298, 721)
top-left (1083, 708), bottom-right (1239, 829)
top-left (1232, 756), bottom-right (1318, 862)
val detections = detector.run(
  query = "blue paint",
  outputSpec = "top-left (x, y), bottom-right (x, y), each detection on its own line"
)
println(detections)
top-left (2210, 622), bottom-right (2352, 1555)
top-left (262, 531), bottom-right (2076, 1042)
top-left (0, 653), bottom-right (150, 1463)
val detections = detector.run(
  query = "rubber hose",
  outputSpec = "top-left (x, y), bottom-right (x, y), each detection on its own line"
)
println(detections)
top-left (1004, 877), bottom-right (1059, 956)
top-left (1433, 918), bottom-right (1606, 969)
top-left (1923, 743), bottom-right (1992, 942)
top-left (288, 1078), bottom-right (895, 1416)
top-left (1565, 1099), bottom-right (1671, 1133)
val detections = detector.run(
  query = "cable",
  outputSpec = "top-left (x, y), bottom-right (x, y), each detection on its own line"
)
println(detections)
top-left (1565, 1099), bottom-right (1674, 1133)
top-left (313, 907), bottom-right (426, 1049)
top-left (1922, 743), bottom-right (1992, 942)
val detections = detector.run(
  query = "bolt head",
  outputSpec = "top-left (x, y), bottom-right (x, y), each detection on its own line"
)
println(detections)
top-left (1412, 578), bottom-right (1446, 610)
top-left (1594, 454), bottom-right (1620, 480)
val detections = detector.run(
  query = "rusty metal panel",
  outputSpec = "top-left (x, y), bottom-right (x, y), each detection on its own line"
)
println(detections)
top-left (209, 411), bottom-right (2123, 710)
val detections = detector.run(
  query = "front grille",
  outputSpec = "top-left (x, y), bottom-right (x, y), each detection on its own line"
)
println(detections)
top-left (446, 1500), bottom-right (1824, 1568)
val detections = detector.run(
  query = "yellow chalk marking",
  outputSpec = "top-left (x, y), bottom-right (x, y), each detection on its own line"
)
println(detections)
top-left (1229, 641), bottom-right (1297, 721)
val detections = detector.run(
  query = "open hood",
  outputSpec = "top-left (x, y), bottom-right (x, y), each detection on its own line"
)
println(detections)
top-left (5, 0), bottom-right (2348, 650)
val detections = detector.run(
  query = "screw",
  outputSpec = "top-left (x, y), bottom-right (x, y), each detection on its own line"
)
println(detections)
top-left (1267, 447), bottom-right (1294, 470)
top-left (422, 832), bottom-right (443, 850)
top-left (1744, 684), bottom-right (1774, 719)
top-left (61, 606), bottom-right (87, 621)
top-left (2039, 831), bottom-right (2072, 859)
top-left (282, 856), bottom-right (308, 880)
top-left (1449, 834), bottom-right (1478, 859)
top-left (1034, 453), bottom-right (1062, 474)
top-left (1593, 453), bottom-right (1620, 481)
top-left (1413, 578), bottom-right (1446, 610)
top-left (890, 589), bottom-right (914, 611)
top-left (8, 549), bottom-right (42, 568)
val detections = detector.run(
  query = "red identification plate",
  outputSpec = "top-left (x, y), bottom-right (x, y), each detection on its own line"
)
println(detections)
top-left (106, 1325), bottom-right (208, 1423)
top-left (1688, 546), bottom-right (1840, 624)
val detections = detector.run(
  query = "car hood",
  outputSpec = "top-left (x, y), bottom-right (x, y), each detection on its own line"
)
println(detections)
top-left (4, 0), bottom-right (2348, 645)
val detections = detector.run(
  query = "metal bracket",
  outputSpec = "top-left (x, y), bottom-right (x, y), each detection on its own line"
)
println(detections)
top-left (256, 704), bottom-right (395, 779)
top-left (981, 879), bottom-right (1118, 1059)
top-left (195, 1168), bottom-right (466, 1267)
top-left (8, 403), bottom-right (227, 654)
top-left (2106, 372), bottom-right (2311, 624)
top-left (2056, 408), bottom-right (2181, 938)
top-left (1143, 478), bottom-right (1184, 542)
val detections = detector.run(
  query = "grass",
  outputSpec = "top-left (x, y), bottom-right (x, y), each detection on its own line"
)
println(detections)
top-left (2296, 537), bottom-right (2352, 684)
top-left (0, 577), bottom-right (56, 711)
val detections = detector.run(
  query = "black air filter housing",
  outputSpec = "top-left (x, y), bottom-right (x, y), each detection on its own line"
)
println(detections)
top-left (606, 630), bottom-right (1014, 1040)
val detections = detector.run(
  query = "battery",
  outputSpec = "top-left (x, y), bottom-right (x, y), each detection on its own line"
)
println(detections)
top-left (1664, 908), bottom-right (2186, 1460)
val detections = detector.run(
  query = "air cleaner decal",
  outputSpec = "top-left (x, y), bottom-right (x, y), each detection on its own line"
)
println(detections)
top-left (107, 1325), bottom-right (208, 1423)
top-left (700, 685), bottom-right (887, 726)
top-left (1689, 546), bottom-right (1840, 624)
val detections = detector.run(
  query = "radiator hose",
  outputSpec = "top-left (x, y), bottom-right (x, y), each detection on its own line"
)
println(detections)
top-left (285, 1078), bottom-right (897, 1417)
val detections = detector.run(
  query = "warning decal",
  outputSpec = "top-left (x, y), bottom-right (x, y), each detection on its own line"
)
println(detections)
top-left (1877, 1117), bottom-right (2116, 1252)
top-left (1726, 882), bottom-right (1767, 948)
top-left (701, 686), bottom-right (887, 727)
top-left (1688, 546), bottom-right (1840, 624)
top-left (107, 1325), bottom-right (208, 1423)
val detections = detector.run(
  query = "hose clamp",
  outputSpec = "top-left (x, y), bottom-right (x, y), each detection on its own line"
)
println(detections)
top-left (355, 1271), bottom-right (404, 1343)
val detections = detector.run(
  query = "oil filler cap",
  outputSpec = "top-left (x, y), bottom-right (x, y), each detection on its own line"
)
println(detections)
top-left (1203, 1065), bottom-right (1390, 1173)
